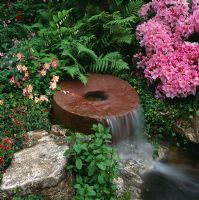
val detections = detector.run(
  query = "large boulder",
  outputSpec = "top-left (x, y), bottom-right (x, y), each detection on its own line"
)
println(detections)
top-left (117, 141), bottom-right (170, 200)
top-left (117, 141), bottom-right (154, 200)
top-left (174, 113), bottom-right (199, 143)
top-left (0, 134), bottom-right (70, 200)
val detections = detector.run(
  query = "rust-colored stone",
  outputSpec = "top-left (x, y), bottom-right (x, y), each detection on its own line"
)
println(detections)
top-left (53, 74), bottom-right (139, 137)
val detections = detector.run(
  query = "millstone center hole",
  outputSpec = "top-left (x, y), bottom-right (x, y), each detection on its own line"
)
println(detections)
top-left (85, 91), bottom-right (108, 101)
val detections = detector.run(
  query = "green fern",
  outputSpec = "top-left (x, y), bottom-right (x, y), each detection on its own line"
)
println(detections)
top-left (50, 9), bottom-right (73, 28)
top-left (62, 65), bottom-right (87, 84)
top-left (91, 52), bottom-right (129, 73)
top-left (124, 0), bottom-right (144, 17)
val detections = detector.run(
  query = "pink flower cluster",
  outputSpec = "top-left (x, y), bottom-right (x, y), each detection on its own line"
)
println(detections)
top-left (136, 0), bottom-right (199, 98)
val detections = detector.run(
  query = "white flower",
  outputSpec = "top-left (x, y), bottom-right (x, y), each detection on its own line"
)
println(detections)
top-left (0, 100), bottom-right (4, 105)
top-left (43, 63), bottom-right (50, 70)
top-left (40, 95), bottom-right (48, 102)
top-left (40, 69), bottom-right (46, 76)
top-left (51, 75), bottom-right (59, 83)
top-left (49, 81), bottom-right (57, 90)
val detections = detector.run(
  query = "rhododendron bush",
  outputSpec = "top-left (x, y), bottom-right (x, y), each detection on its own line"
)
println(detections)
top-left (135, 0), bottom-right (199, 98)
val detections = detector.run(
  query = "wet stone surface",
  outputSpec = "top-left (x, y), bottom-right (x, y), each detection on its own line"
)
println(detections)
top-left (174, 113), bottom-right (199, 143)
top-left (53, 74), bottom-right (139, 138)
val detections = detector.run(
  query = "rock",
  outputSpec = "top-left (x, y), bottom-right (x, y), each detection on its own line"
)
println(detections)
top-left (51, 125), bottom-right (67, 137)
top-left (157, 144), bottom-right (170, 161)
top-left (0, 137), bottom-right (70, 200)
top-left (174, 113), bottom-right (199, 143)
top-left (26, 130), bottom-right (49, 147)
top-left (114, 177), bottom-right (125, 197)
top-left (118, 141), bottom-right (153, 200)
top-left (53, 74), bottom-right (139, 144)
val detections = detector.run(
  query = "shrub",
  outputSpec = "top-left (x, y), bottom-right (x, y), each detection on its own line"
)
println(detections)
top-left (0, 92), bottom-right (51, 180)
top-left (64, 124), bottom-right (118, 200)
top-left (135, 0), bottom-right (199, 99)
top-left (127, 69), bottom-right (199, 144)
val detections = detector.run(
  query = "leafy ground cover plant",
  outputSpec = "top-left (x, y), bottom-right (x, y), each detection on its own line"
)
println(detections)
top-left (64, 124), bottom-right (118, 200)
top-left (135, 0), bottom-right (199, 99)
top-left (0, 92), bottom-right (51, 180)
top-left (0, 0), bottom-right (144, 184)
top-left (126, 69), bottom-right (199, 145)
top-left (0, 0), bottom-right (49, 52)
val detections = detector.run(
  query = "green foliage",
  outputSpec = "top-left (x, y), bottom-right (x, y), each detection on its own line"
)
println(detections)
top-left (118, 190), bottom-right (131, 200)
top-left (12, 194), bottom-right (43, 200)
top-left (123, 0), bottom-right (144, 17)
top-left (35, 7), bottom-right (134, 74)
top-left (64, 124), bottom-right (118, 200)
top-left (0, 92), bottom-right (51, 180)
top-left (0, 1), bottom-right (48, 51)
top-left (126, 70), bottom-right (199, 145)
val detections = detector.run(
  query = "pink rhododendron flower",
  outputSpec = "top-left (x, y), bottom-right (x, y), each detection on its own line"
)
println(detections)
top-left (135, 0), bottom-right (199, 98)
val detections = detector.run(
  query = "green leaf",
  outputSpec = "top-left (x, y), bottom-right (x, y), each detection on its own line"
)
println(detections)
top-left (98, 174), bottom-right (105, 184)
top-left (114, 0), bottom-right (123, 6)
top-left (87, 187), bottom-right (96, 196)
top-left (88, 165), bottom-right (96, 176)
top-left (97, 162), bottom-right (106, 170)
top-left (74, 143), bottom-right (82, 153)
top-left (76, 158), bottom-right (83, 170)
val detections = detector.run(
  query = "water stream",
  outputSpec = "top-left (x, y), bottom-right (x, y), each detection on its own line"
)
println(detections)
top-left (103, 106), bottom-right (199, 200)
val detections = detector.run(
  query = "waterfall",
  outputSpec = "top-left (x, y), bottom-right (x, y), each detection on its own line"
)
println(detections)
top-left (100, 105), bottom-right (199, 200)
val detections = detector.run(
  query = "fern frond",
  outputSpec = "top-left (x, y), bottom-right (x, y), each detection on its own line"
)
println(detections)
top-left (124, 0), bottom-right (144, 17)
top-left (62, 65), bottom-right (81, 78)
top-left (90, 52), bottom-right (129, 73)
top-left (62, 65), bottom-right (87, 84)
top-left (112, 28), bottom-right (133, 44)
top-left (87, 11), bottom-right (108, 23)
top-left (76, 43), bottom-right (98, 61)
top-left (105, 14), bottom-right (137, 27)
top-left (62, 47), bottom-right (79, 65)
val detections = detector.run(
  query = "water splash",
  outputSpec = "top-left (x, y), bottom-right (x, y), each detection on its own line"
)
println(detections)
top-left (101, 106), bottom-right (154, 167)
top-left (101, 105), bottom-right (199, 200)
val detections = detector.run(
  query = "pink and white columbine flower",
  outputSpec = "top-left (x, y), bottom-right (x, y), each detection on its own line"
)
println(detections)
top-left (39, 95), bottom-right (48, 102)
top-left (9, 76), bottom-right (15, 84)
top-left (49, 81), bottom-right (57, 90)
top-left (17, 64), bottom-right (27, 73)
top-left (23, 85), bottom-right (33, 99)
top-left (51, 59), bottom-right (58, 69)
top-left (51, 75), bottom-right (59, 83)
top-left (39, 69), bottom-right (47, 76)
top-left (0, 100), bottom-right (4, 105)
top-left (43, 63), bottom-right (50, 70)
top-left (16, 52), bottom-right (24, 61)
top-left (34, 95), bottom-right (48, 103)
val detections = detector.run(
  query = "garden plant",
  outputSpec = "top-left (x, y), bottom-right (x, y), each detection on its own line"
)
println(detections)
top-left (0, 0), bottom-right (199, 199)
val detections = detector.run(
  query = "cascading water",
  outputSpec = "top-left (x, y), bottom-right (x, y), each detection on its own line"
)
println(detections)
top-left (53, 74), bottom-right (199, 199)
top-left (101, 106), bottom-right (145, 143)
top-left (102, 106), bottom-right (199, 200)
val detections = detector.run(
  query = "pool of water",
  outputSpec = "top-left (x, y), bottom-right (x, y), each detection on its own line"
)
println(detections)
top-left (141, 143), bottom-right (199, 200)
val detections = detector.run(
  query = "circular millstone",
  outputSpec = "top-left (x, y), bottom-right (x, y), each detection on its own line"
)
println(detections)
top-left (53, 74), bottom-right (139, 137)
